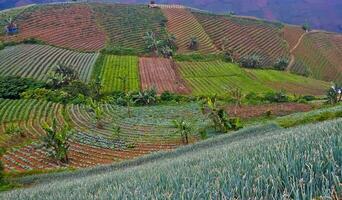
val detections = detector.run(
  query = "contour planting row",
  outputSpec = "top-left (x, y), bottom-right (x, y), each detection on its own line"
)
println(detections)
top-left (2, 4), bottom-right (105, 51)
top-left (0, 44), bottom-right (98, 82)
top-left (0, 99), bottom-right (64, 147)
top-left (178, 61), bottom-right (328, 96)
top-left (282, 25), bottom-right (304, 50)
top-left (139, 57), bottom-right (190, 94)
top-left (292, 32), bottom-right (342, 83)
top-left (91, 3), bottom-right (167, 52)
top-left (193, 12), bottom-right (289, 66)
top-left (161, 8), bottom-right (218, 54)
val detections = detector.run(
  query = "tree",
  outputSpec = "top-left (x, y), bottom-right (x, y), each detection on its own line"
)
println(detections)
top-left (87, 99), bottom-right (105, 128)
top-left (327, 84), bottom-right (342, 105)
top-left (273, 58), bottom-right (289, 71)
top-left (229, 88), bottom-right (243, 116)
top-left (302, 23), bottom-right (311, 32)
top-left (189, 37), bottom-right (199, 50)
top-left (47, 63), bottom-right (79, 89)
top-left (41, 119), bottom-right (73, 163)
top-left (89, 77), bottom-right (102, 101)
top-left (0, 76), bottom-right (44, 99)
top-left (202, 96), bottom-right (242, 133)
top-left (143, 32), bottom-right (159, 55)
top-left (133, 88), bottom-right (157, 106)
top-left (239, 55), bottom-right (262, 68)
top-left (173, 119), bottom-right (192, 144)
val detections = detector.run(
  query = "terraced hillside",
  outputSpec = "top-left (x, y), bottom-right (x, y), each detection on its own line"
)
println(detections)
top-left (0, 4), bottom-right (106, 51)
top-left (291, 32), bottom-right (342, 84)
top-left (0, 44), bottom-right (98, 82)
top-left (1, 118), bottom-right (341, 199)
top-left (0, 99), bottom-right (63, 149)
top-left (97, 55), bottom-right (140, 94)
top-left (139, 57), bottom-right (190, 94)
top-left (178, 60), bottom-right (329, 96)
top-left (193, 12), bottom-right (289, 66)
top-left (1, 102), bottom-right (207, 171)
top-left (282, 25), bottom-right (304, 50)
top-left (91, 3), bottom-right (167, 52)
top-left (161, 8), bottom-right (218, 54)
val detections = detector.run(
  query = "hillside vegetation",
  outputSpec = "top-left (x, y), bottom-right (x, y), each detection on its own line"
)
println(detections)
top-left (1, 119), bottom-right (341, 199)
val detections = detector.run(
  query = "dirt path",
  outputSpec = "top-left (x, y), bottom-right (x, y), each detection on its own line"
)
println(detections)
top-left (287, 31), bottom-right (319, 71)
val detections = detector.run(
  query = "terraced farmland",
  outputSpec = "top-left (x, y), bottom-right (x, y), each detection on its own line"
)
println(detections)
top-left (0, 44), bottom-right (98, 82)
top-left (193, 12), bottom-right (289, 66)
top-left (1, 102), bottom-right (208, 171)
top-left (178, 61), bottom-right (329, 96)
top-left (1, 4), bottom-right (106, 51)
top-left (282, 25), bottom-right (304, 50)
top-left (161, 8), bottom-right (218, 54)
top-left (139, 57), bottom-right (190, 94)
top-left (98, 55), bottom-right (140, 93)
top-left (92, 3), bottom-right (167, 52)
top-left (0, 99), bottom-right (63, 148)
top-left (292, 32), bottom-right (342, 84)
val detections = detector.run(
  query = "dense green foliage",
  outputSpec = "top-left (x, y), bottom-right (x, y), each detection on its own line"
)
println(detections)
top-left (98, 55), bottom-right (140, 94)
top-left (0, 76), bottom-right (44, 99)
top-left (2, 119), bottom-right (340, 199)
top-left (239, 55), bottom-right (262, 68)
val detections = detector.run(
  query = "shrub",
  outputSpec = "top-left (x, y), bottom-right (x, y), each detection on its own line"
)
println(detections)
top-left (100, 46), bottom-right (139, 56)
top-left (189, 37), bottom-right (199, 50)
top-left (160, 91), bottom-right (182, 102)
top-left (0, 76), bottom-right (45, 99)
top-left (173, 119), bottom-right (193, 144)
top-left (273, 58), bottom-right (289, 71)
top-left (0, 42), bottom-right (4, 51)
top-left (326, 85), bottom-right (342, 105)
top-left (239, 55), bottom-right (262, 68)
top-left (264, 91), bottom-right (289, 103)
top-left (132, 88), bottom-right (157, 106)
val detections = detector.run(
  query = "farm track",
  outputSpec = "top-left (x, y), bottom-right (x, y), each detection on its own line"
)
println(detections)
top-left (139, 57), bottom-right (190, 94)
top-left (1, 4), bottom-right (105, 52)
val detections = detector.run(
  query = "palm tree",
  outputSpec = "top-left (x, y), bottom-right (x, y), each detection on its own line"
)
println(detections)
top-left (173, 119), bottom-right (192, 144)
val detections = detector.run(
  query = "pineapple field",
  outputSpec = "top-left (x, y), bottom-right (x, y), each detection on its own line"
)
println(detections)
top-left (0, 2), bottom-right (341, 198)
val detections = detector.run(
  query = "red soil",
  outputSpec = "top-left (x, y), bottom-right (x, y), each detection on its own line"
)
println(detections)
top-left (1, 4), bottom-right (105, 52)
top-left (139, 57), bottom-right (191, 94)
top-left (283, 25), bottom-right (305, 50)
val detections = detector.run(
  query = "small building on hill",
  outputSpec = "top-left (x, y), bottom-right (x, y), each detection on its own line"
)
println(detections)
top-left (148, 1), bottom-right (158, 8)
top-left (4, 18), bottom-right (18, 35)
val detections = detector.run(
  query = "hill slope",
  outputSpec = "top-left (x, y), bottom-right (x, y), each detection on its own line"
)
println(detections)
top-left (1, 119), bottom-right (341, 199)
top-left (2, 0), bottom-right (341, 33)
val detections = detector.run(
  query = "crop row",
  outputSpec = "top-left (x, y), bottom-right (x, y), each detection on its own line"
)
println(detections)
top-left (2, 118), bottom-right (340, 199)
top-left (139, 57), bottom-right (190, 94)
top-left (92, 4), bottom-right (167, 52)
top-left (178, 61), bottom-right (328, 96)
top-left (0, 44), bottom-right (98, 82)
top-left (292, 32), bottom-right (342, 83)
top-left (98, 55), bottom-right (140, 93)
top-left (2, 4), bottom-right (105, 51)
top-left (161, 8), bottom-right (218, 54)
top-left (193, 12), bottom-right (289, 66)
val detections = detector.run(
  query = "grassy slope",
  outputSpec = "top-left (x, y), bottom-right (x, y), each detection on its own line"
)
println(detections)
top-left (178, 60), bottom-right (329, 96)
top-left (1, 118), bottom-right (341, 199)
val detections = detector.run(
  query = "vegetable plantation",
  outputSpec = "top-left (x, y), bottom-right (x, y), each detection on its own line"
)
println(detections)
top-left (292, 32), bottom-right (342, 84)
top-left (92, 3), bottom-right (167, 52)
top-left (98, 55), bottom-right (140, 93)
top-left (0, 44), bottom-right (98, 82)
top-left (178, 60), bottom-right (328, 96)
top-left (2, 4), bottom-right (105, 51)
top-left (1, 119), bottom-right (340, 199)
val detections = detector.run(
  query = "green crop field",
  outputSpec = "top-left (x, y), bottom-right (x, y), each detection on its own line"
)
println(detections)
top-left (97, 55), bottom-right (140, 93)
top-left (91, 3), bottom-right (167, 52)
top-left (178, 60), bottom-right (329, 96)
top-left (2, 119), bottom-right (340, 199)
